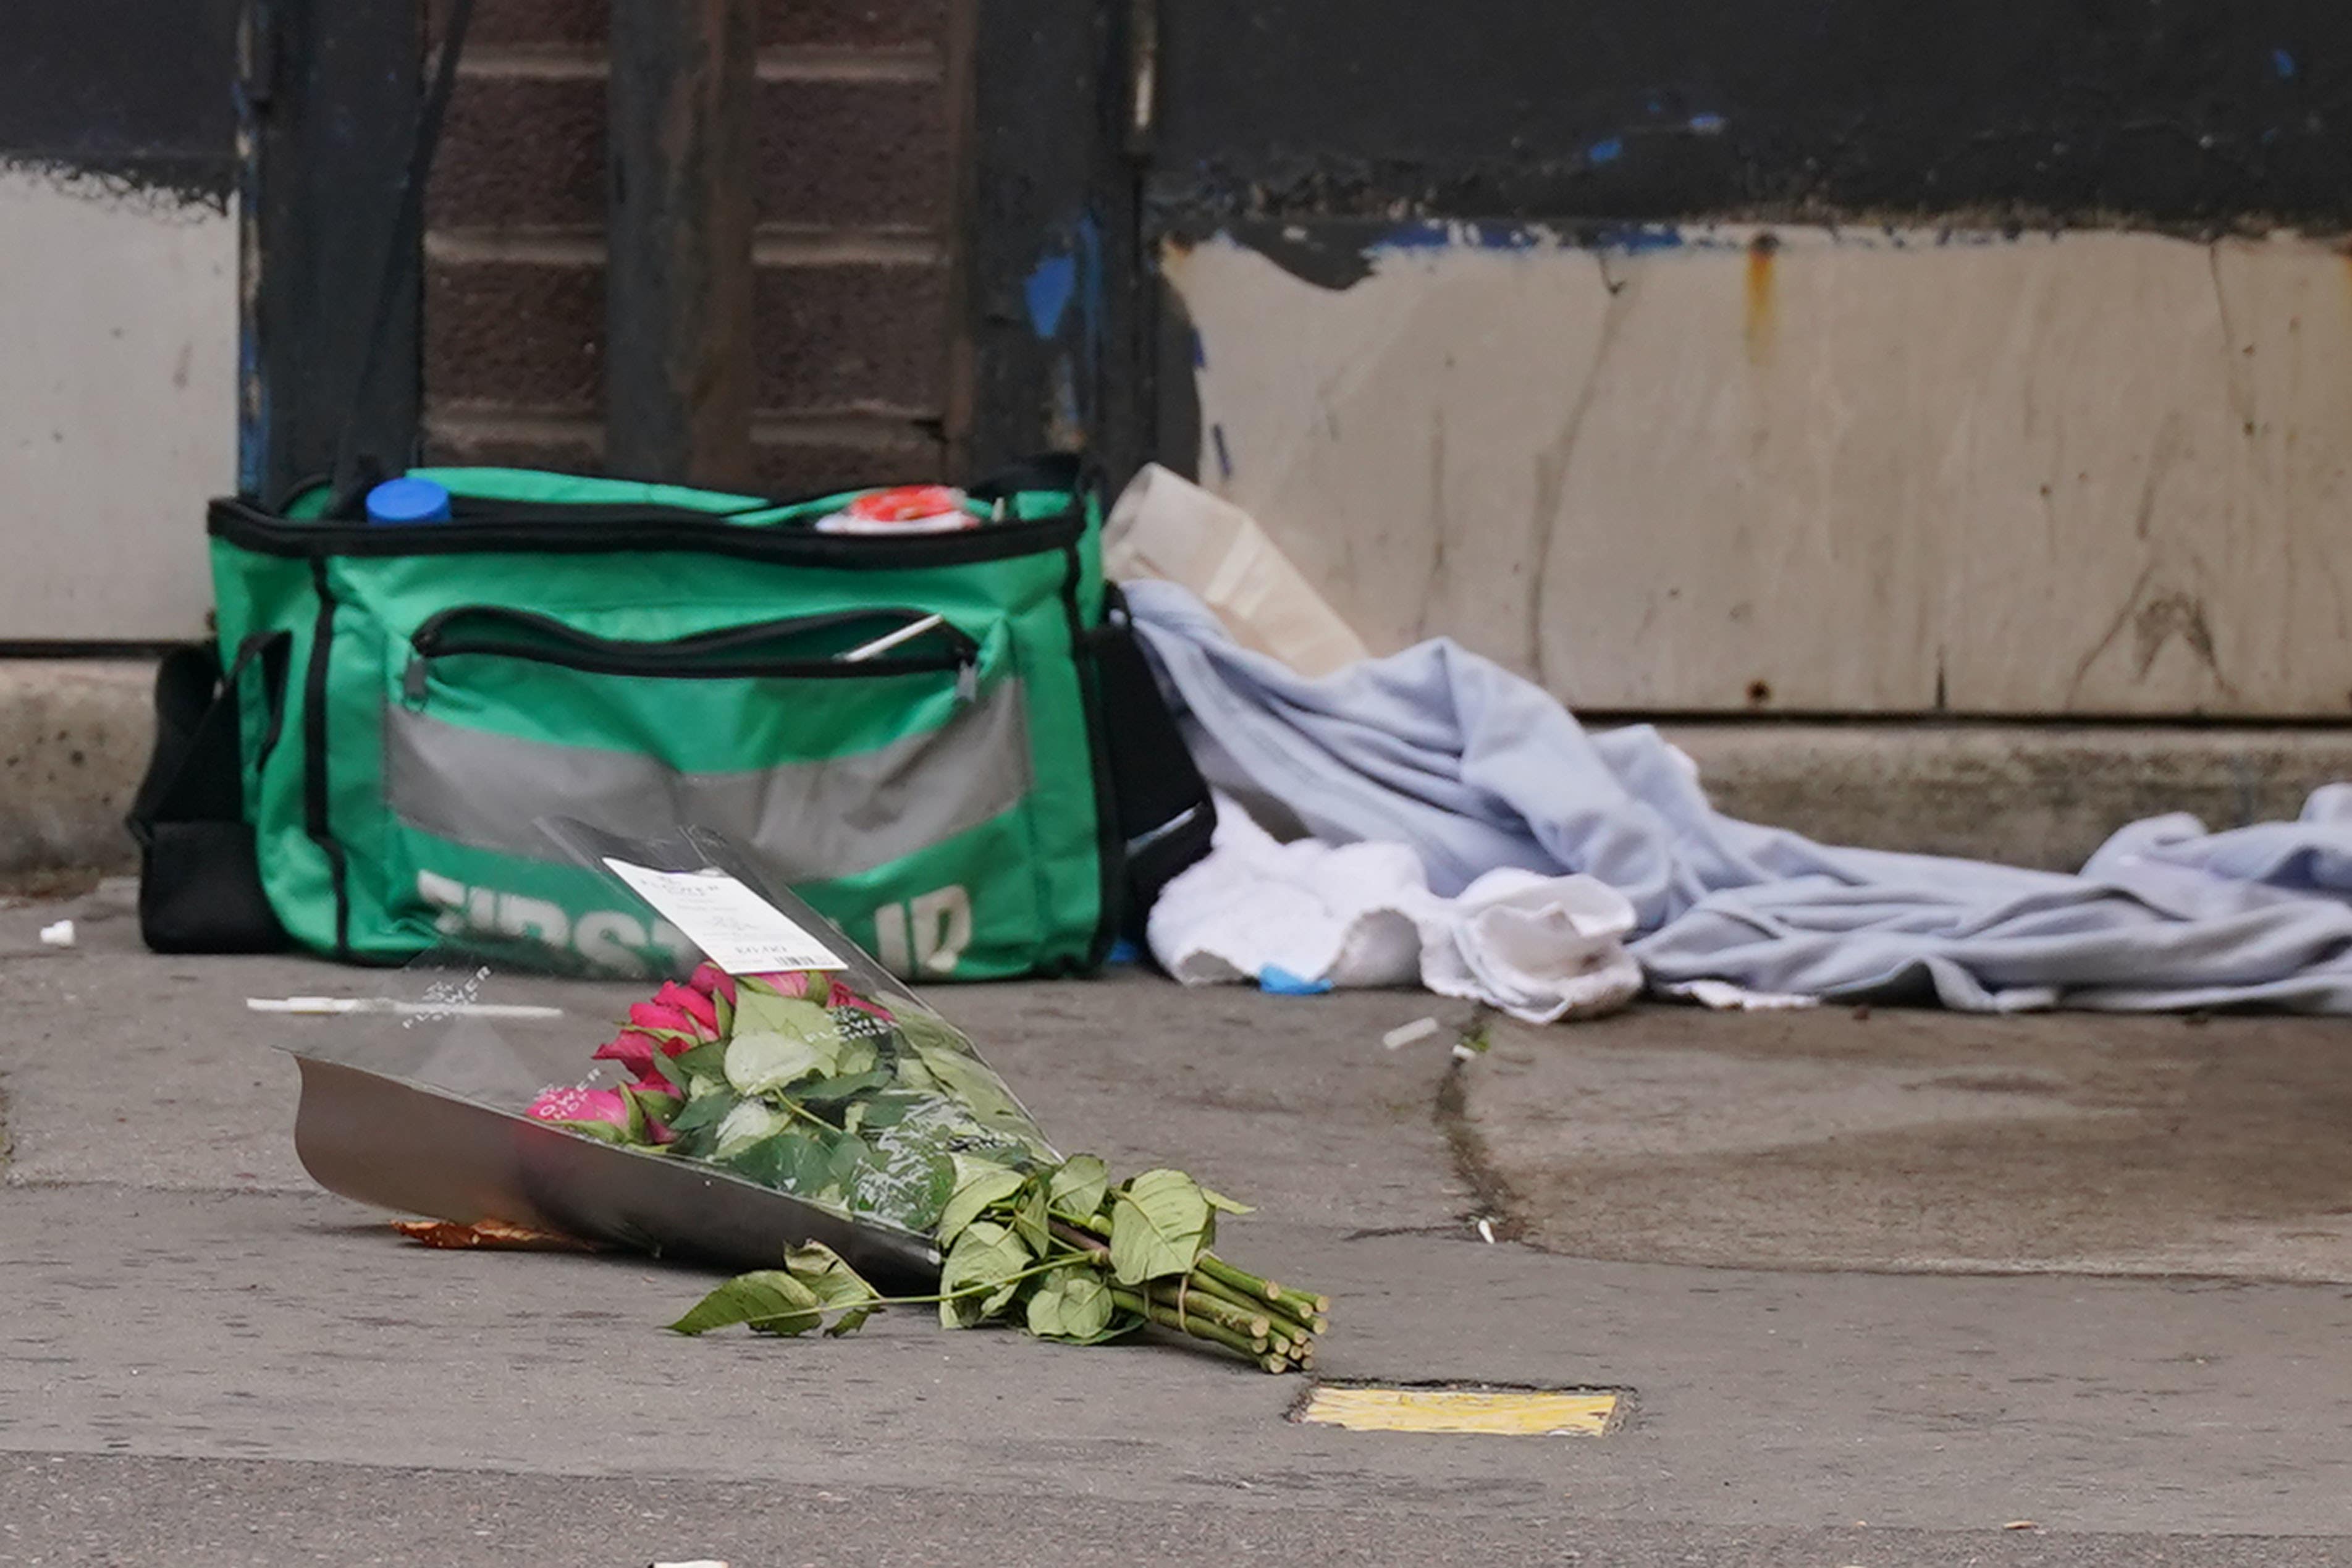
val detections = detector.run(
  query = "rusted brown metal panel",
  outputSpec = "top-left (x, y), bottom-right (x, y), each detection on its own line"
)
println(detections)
top-left (604, 0), bottom-right (756, 488)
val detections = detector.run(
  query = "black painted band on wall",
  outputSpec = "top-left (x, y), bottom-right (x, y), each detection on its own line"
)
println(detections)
top-left (0, 0), bottom-right (238, 203)
top-left (1151, 0), bottom-right (2352, 229)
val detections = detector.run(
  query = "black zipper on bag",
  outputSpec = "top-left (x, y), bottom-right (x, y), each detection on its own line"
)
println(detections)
top-left (442, 496), bottom-right (779, 525)
top-left (403, 606), bottom-right (980, 704)
top-left (208, 496), bottom-right (1085, 568)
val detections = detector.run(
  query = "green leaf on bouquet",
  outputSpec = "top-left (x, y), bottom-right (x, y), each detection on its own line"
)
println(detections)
top-left (725, 995), bottom-right (845, 1094)
top-left (832, 1034), bottom-right (883, 1080)
top-left (935, 1156), bottom-right (1025, 1247)
top-left (893, 1011), bottom-right (1046, 1152)
top-left (851, 1147), bottom-right (956, 1232)
top-left (711, 1099), bottom-right (790, 1160)
top-left (1024, 1267), bottom-right (1116, 1341)
top-left (665, 1038), bottom-right (730, 1095)
top-left (817, 1130), bottom-right (872, 1201)
top-left (782, 1243), bottom-right (883, 1336)
top-left (1200, 1187), bottom-right (1254, 1216)
top-left (664, 1087), bottom-right (741, 1137)
top-left (790, 1068), bottom-right (893, 1107)
top-left (1047, 1155), bottom-right (1111, 1222)
top-left (710, 987), bottom-right (734, 1038)
top-left (624, 1085), bottom-right (683, 1126)
top-left (1011, 1177), bottom-right (1054, 1256)
top-left (852, 1090), bottom-right (925, 1132)
top-left (890, 1048), bottom-right (942, 1097)
top-left (667, 1270), bottom-right (823, 1336)
top-left (910, 1152), bottom-right (959, 1229)
top-left (719, 1131), bottom-right (797, 1189)
top-left (1109, 1170), bottom-right (1212, 1285)
top-left (940, 1220), bottom-right (1031, 1327)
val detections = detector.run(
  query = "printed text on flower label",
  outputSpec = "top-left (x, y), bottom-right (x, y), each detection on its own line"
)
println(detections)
top-left (602, 859), bottom-right (848, 973)
top-left (872, 885), bottom-right (972, 976)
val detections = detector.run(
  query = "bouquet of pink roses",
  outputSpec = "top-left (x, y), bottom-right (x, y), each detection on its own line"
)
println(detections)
top-left (526, 962), bottom-right (1327, 1372)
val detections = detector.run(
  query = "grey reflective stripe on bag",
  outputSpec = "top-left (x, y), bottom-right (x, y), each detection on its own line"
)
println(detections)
top-left (381, 681), bottom-right (1034, 883)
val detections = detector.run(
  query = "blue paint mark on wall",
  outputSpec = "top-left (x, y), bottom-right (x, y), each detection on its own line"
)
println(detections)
top-left (1024, 252), bottom-right (1077, 340)
top-left (1025, 211), bottom-right (1111, 442)
top-left (1687, 112), bottom-right (1728, 135)
top-left (1376, 220), bottom-right (1458, 251)
top-left (2274, 48), bottom-right (2298, 79)
top-left (1376, 219), bottom-right (1551, 255)
top-left (1591, 224), bottom-right (1687, 255)
top-left (1587, 137), bottom-right (1624, 165)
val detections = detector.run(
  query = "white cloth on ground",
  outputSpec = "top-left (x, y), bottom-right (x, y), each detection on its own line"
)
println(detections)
top-left (1123, 578), bottom-right (2352, 1014)
top-left (1147, 794), bottom-right (1643, 1023)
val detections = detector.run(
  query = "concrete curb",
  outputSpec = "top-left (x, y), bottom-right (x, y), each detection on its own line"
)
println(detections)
top-left (0, 660), bottom-right (151, 877)
top-left (1664, 722), bottom-right (2352, 869)
top-left (2, 657), bottom-right (2348, 877)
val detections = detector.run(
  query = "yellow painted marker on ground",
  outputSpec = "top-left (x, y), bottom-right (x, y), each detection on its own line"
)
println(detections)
top-left (1299, 1385), bottom-right (1619, 1437)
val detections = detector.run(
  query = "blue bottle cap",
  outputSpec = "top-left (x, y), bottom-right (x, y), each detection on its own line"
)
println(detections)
top-left (366, 476), bottom-right (453, 524)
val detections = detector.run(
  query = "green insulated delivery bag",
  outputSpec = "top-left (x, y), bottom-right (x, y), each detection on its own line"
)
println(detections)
top-left (173, 457), bottom-right (1203, 980)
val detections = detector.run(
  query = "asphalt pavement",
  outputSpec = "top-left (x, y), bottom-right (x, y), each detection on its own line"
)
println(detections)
top-left (4, 879), bottom-right (2350, 1565)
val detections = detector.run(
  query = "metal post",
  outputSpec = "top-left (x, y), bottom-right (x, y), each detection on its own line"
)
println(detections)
top-left (238, 0), bottom-right (423, 505)
top-left (605, 0), bottom-right (756, 489)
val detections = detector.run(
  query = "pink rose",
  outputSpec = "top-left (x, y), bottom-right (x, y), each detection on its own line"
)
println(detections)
top-left (747, 969), bottom-right (820, 999)
top-left (627, 998), bottom-right (703, 1040)
top-left (689, 967), bottom-right (896, 1024)
top-left (736, 970), bottom-right (893, 1022)
top-left (652, 980), bottom-right (719, 1035)
top-left (629, 1047), bottom-right (686, 1095)
top-left (827, 978), bottom-right (895, 1022)
top-left (688, 963), bottom-right (738, 1005)
top-left (525, 1084), bottom-right (673, 1144)
top-left (526, 1085), bottom-right (632, 1127)
top-left (591, 1029), bottom-right (660, 1073)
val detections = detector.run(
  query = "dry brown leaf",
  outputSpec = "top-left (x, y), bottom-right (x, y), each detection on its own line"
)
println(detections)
top-left (392, 1217), bottom-right (599, 1252)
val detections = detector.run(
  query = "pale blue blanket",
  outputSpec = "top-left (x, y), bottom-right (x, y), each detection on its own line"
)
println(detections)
top-left (1124, 580), bottom-right (2352, 1012)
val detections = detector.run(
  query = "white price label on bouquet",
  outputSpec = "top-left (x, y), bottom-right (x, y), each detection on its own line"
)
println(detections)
top-left (602, 859), bottom-right (846, 974)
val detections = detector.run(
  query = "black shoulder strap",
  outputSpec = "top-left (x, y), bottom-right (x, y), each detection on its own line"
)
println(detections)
top-left (324, 0), bottom-right (479, 518)
top-left (129, 636), bottom-right (289, 843)
top-left (1091, 584), bottom-right (1217, 942)
top-left (128, 638), bottom-right (294, 954)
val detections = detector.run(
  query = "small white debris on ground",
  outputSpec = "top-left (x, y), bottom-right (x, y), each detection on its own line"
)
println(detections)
top-left (37, 919), bottom-right (74, 948)
top-left (1664, 978), bottom-right (1820, 1012)
top-left (1382, 1016), bottom-right (1439, 1050)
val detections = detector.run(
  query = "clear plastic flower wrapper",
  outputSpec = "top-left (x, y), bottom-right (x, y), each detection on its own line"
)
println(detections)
top-left (280, 819), bottom-right (1327, 1370)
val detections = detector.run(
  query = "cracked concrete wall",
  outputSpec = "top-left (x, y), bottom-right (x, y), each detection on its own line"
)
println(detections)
top-left (0, 170), bottom-right (233, 642)
top-left (1165, 225), bottom-right (2352, 718)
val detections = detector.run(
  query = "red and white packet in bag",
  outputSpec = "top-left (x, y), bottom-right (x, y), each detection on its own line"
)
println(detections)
top-left (812, 485), bottom-right (975, 535)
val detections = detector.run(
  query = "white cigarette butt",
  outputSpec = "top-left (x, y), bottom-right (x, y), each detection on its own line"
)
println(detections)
top-left (245, 996), bottom-right (565, 1020)
top-left (1382, 1016), bottom-right (1439, 1050)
